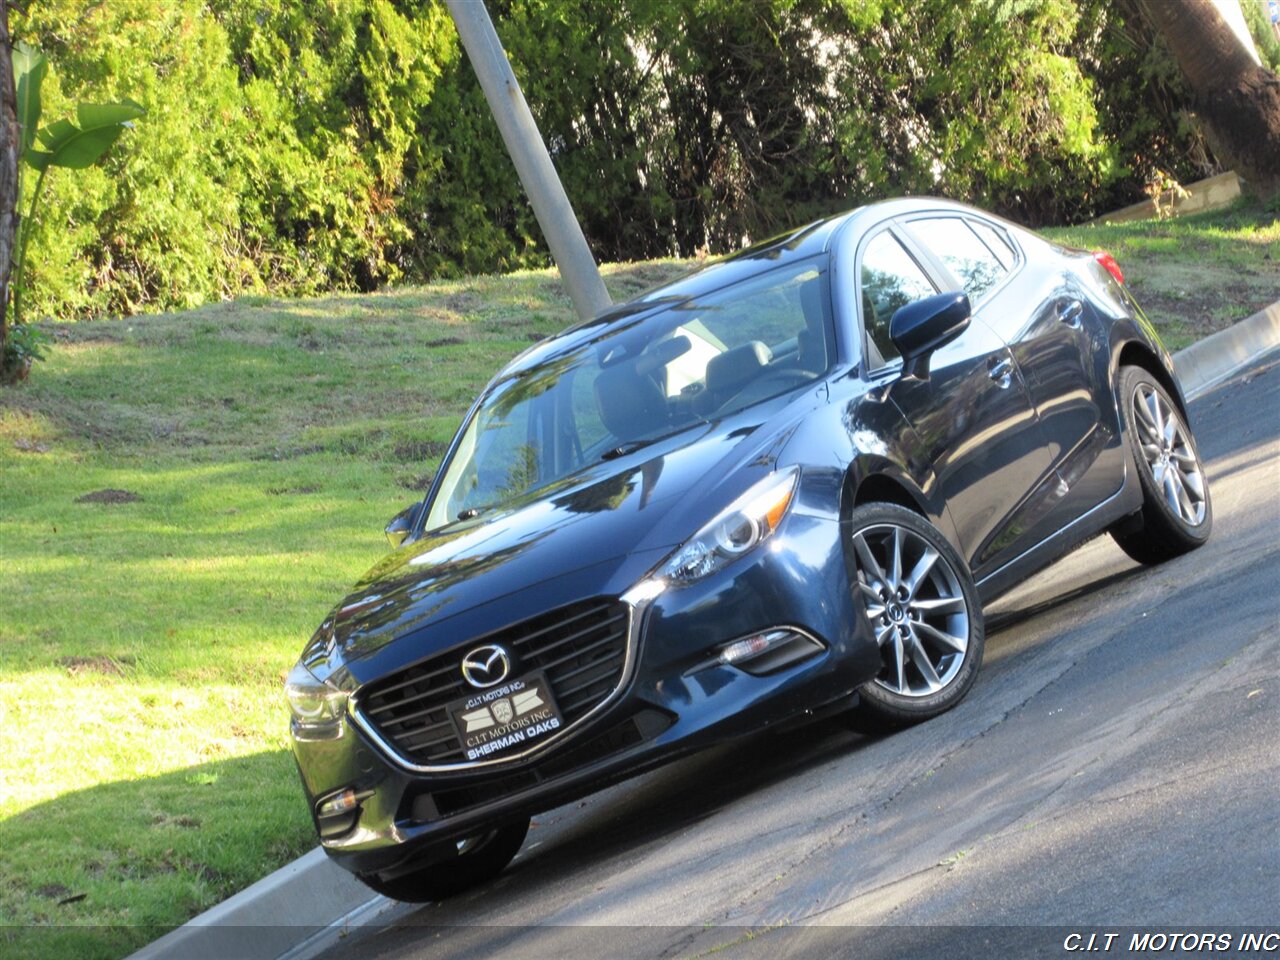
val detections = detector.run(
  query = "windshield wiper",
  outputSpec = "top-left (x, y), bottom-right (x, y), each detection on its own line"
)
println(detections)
top-left (600, 440), bottom-right (654, 461)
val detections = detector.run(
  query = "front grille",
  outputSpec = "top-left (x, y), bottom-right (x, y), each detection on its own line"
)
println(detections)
top-left (356, 599), bottom-right (630, 766)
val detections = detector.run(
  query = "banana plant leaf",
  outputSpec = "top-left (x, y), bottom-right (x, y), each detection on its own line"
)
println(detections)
top-left (12, 41), bottom-right (48, 155)
top-left (26, 99), bottom-right (145, 172)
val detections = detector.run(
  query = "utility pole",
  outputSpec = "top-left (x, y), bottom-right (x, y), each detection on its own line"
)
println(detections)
top-left (445, 0), bottom-right (612, 323)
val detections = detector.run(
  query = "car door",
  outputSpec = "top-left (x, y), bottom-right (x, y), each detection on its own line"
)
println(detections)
top-left (902, 214), bottom-right (1121, 529)
top-left (856, 224), bottom-right (1060, 581)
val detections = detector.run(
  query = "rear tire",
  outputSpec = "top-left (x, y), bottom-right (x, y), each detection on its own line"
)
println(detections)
top-left (843, 503), bottom-right (984, 732)
top-left (357, 818), bottom-right (530, 903)
top-left (1110, 365), bottom-right (1211, 565)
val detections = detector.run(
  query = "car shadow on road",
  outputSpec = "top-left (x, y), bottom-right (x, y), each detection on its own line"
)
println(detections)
top-left (984, 564), bottom-right (1148, 636)
top-left (388, 714), bottom-right (877, 926)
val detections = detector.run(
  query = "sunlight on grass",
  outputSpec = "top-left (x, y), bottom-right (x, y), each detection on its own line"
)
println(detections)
top-left (1043, 200), bottom-right (1279, 340)
top-left (0, 259), bottom-right (694, 957)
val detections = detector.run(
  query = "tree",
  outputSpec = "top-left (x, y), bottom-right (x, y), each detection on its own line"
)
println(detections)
top-left (0, 1), bottom-right (18, 381)
top-left (1139, 0), bottom-right (1280, 193)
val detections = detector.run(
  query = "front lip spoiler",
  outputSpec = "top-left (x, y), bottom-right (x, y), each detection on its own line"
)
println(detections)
top-left (346, 584), bottom-right (659, 775)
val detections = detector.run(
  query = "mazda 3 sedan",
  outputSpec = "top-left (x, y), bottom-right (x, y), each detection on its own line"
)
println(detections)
top-left (287, 197), bottom-right (1211, 900)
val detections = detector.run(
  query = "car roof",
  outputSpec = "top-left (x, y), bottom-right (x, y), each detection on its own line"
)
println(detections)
top-left (498, 196), bottom-right (997, 379)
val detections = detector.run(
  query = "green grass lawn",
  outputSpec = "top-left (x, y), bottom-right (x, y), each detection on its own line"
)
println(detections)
top-left (1042, 199), bottom-right (1279, 351)
top-left (0, 199), bottom-right (1274, 960)
top-left (0, 260), bottom-right (691, 959)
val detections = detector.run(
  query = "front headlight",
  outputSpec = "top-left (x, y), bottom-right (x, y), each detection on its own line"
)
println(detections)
top-left (659, 466), bottom-right (800, 584)
top-left (285, 661), bottom-right (349, 740)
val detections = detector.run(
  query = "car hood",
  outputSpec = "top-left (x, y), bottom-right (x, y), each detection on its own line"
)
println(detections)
top-left (305, 396), bottom-right (815, 683)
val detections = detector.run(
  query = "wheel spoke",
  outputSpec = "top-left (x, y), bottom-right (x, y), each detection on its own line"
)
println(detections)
top-left (1161, 465), bottom-right (1181, 516)
top-left (903, 547), bottom-right (939, 599)
top-left (858, 579), bottom-right (883, 603)
top-left (1148, 391), bottom-right (1166, 437)
top-left (1141, 391), bottom-right (1162, 435)
top-left (1140, 442), bottom-right (1162, 462)
top-left (875, 623), bottom-right (894, 647)
top-left (911, 595), bottom-right (965, 615)
top-left (865, 603), bottom-right (886, 620)
top-left (1172, 471), bottom-right (1196, 521)
top-left (853, 533), bottom-right (887, 584)
top-left (908, 634), bottom-right (942, 692)
top-left (888, 526), bottom-right (903, 588)
top-left (914, 618), bottom-right (967, 654)
top-left (1178, 462), bottom-right (1205, 499)
top-left (891, 632), bottom-right (906, 693)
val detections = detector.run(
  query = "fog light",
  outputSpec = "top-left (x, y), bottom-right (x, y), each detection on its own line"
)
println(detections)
top-left (315, 787), bottom-right (373, 840)
top-left (713, 628), bottom-right (826, 676)
top-left (718, 630), bottom-right (792, 665)
top-left (318, 789), bottom-right (360, 818)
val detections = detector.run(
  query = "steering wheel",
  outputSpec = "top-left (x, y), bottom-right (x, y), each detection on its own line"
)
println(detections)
top-left (713, 368), bottom-right (815, 416)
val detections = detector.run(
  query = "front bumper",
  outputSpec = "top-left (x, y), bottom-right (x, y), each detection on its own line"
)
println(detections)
top-left (290, 512), bottom-right (880, 878)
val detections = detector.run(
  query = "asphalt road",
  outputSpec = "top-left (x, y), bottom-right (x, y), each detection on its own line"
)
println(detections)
top-left (319, 354), bottom-right (1280, 960)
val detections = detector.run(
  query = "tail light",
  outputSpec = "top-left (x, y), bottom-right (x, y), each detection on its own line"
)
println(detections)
top-left (1093, 250), bottom-right (1125, 285)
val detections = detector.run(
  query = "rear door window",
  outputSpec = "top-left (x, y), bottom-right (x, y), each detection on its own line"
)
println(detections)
top-left (968, 219), bottom-right (1018, 270)
top-left (909, 217), bottom-right (1008, 302)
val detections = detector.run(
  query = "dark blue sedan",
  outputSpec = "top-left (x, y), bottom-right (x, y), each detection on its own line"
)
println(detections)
top-left (286, 198), bottom-right (1211, 900)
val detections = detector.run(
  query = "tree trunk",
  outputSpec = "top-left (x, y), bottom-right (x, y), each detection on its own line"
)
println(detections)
top-left (0, 0), bottom-right (19, 368)
top-left (1143, 0), bottom-right (1280, 194)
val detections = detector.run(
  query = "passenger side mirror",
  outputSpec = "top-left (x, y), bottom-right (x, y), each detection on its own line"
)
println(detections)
top-left (889, 292), bottom-right (971, 381)
top-left (385, 503), bottom-right (421, 549)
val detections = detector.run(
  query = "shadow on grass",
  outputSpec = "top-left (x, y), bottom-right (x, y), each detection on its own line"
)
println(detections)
top-left (0, 749), bottom-right (313, 960)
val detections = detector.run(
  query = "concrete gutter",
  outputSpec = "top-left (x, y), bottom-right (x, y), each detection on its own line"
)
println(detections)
top-left (126, 849), bottom-right (384, 960)
top-left (126, 299), bottom-right (1280, 960)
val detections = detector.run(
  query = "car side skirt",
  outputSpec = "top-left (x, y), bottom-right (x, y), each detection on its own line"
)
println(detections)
top-left (975, 454), bottom-right (1143, 604)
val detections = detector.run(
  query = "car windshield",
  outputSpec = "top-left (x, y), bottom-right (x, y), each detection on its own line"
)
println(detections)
top-left (425, 258), bottom-right (833, 529)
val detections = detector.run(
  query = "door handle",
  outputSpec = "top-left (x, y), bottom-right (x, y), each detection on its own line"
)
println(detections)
top-left (1058, 299), bottom-right (1084, 328)
top-left (988, 356), bottom-right (1014, 388)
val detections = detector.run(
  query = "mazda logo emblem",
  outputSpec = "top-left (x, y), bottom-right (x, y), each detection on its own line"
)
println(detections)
top-left (460, 644), bottom-right (511, 689)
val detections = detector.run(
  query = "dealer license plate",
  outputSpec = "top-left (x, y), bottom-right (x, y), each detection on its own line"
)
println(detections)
top-left (446, 671), bottom-right (565, 762)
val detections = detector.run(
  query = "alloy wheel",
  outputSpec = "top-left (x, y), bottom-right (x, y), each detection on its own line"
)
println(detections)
top-left (1131, 383), bottom-right (1206, 527)
top-left (852, 523), bottom-right (971, 698)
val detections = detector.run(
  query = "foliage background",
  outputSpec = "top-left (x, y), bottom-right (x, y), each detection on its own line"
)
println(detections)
top-left (14, 0), bottom-right (1211, 322)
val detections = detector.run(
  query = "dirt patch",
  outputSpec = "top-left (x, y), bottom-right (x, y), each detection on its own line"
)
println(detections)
top-left (397, 472), bottom-right (435, 491)
top-left (393, 439), bottom-right (447, 462)
top-left (264, 485), bottom-right (319, 496)
top-left (1130, 278), bottom-right (1273, 345)
top-left (57, 655), bottom-right (125, 677)
top-left (62, 327), bottom-right (124, 345)
top-left (35, 884), bottom-right (71, 900)
top-left (253, 443), bottom-right (325, 462)
top-left (151, 813), bottom-right (201, 829)
top-left (444, 291), bottom-right (480, 312)
top-left (74, 489), bottom-right (141, 505)
top-left (12, 438), bottom-right (50, 454)
top-left (424, 336), bottom-right (465, 348)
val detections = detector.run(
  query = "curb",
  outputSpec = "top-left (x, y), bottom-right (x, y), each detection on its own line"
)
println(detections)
top-left (1176, 300), bottom-right (1280, 399)
top-left (126, 298), bottom-right (1280, 960)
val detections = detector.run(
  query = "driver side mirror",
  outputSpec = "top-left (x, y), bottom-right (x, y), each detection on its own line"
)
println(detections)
top-left (889, 292), bottom-right (971, 381)
top-left (384, 503), bottom-right (421, 549)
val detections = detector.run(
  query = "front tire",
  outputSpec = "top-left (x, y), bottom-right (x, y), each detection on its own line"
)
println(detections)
top-left (357, 818), bottom-right (530, 903)
top-left (844, 503), bottom-right (984, 732)
top-left (1110, 365), bottom-right (1212, 565)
